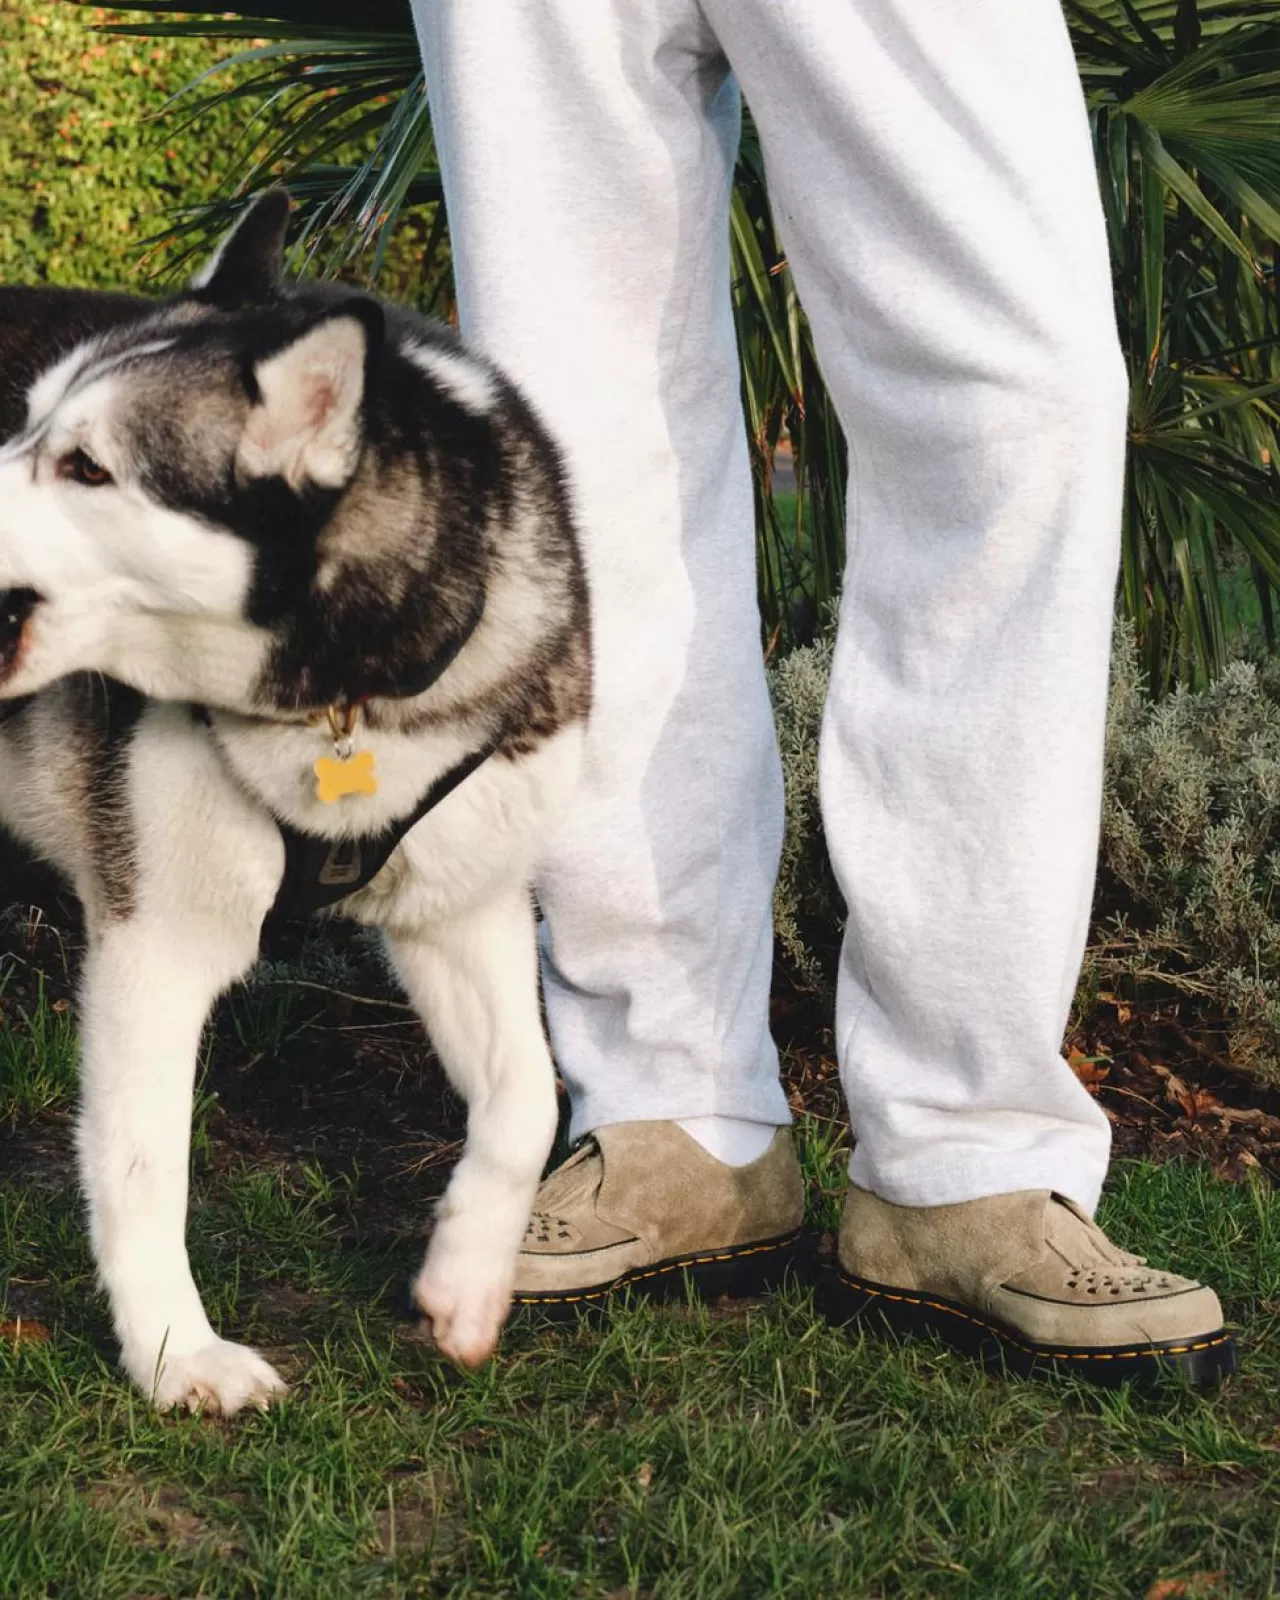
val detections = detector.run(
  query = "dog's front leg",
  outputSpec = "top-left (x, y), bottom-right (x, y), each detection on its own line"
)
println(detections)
top-left (77, 919), bottom-right (286, 1413)
top-left (386, 890), bottom-right (559, 1367)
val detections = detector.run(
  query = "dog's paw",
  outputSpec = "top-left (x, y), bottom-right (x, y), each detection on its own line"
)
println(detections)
top-left (411, 1239), bottom-right (511, 1368)
top-left (131, 1338), bottom-right (288, 1415)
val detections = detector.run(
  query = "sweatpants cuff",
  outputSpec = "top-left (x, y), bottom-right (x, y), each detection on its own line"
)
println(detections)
top-left (569, 1086), bottom-right (794, 1146)
top-left (848, 1143), bottom-right (1109, 1219)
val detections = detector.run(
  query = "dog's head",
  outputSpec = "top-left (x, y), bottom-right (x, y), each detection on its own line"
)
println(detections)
top-left (0, 191), bottom-right (494, 714)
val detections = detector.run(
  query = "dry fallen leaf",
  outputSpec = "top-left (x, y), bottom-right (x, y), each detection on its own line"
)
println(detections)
top-left (636, 1462), bottom-right (654, 1492)
top-left (1095, 991), bottom-right (1132, 1024)
top-left (1150, 1064), bottom-right (1190, 1102)
top-left (1068, 1049), bottom-right (1111, 1091)
top-left (1174, 1087), bottom-right (1223, 1122)
top-left (0, 1319), bottom-right (51, 1346)
top-left (1145, 1572), bottom-right (1225, 1600)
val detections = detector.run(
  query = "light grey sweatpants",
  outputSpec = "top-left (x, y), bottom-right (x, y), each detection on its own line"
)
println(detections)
top-left (412, 0), bottom-right (1125, 1213)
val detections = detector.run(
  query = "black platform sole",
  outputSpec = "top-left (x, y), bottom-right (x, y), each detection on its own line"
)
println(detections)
top-left (511, 1228), bottom-right (810, 1323)
top-left (820, 1268), bottom-right (1237, 1388)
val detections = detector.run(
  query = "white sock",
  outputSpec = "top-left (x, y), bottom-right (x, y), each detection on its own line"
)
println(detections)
top-left (675, 1116), bottom-right (779, 1167)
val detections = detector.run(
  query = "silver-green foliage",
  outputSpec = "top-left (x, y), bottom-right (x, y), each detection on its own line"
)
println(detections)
top-left (1091, 621), bottom-right (1280, 1083)
top-left (770, 622), bottom-right (1280, 1085)
top-left (768, 633), bottom-right (841, 996)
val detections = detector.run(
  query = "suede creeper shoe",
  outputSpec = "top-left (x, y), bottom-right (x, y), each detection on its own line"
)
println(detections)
top-left (825, 1185), bottom-right (1236, 1387)
top-left (511, 1122), bottom-right (806, 1317)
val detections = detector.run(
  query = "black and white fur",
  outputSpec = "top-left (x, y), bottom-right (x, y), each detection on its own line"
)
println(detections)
top-left (0, 193), bottom-right (591, 1412)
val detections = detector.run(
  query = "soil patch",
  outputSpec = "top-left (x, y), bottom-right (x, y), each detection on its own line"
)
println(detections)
top-left (5, 891), bottom-right (1280, 1207)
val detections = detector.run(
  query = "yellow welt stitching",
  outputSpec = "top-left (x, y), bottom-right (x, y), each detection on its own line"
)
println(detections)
top-left (842, 1274), bottom-right (1231, 1363)
top-left (514, 1232), bottom-right (799, 1308)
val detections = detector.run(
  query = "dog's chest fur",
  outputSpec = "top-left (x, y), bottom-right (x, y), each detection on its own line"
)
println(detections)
top-left (202, 704), bottom-right (584, 926)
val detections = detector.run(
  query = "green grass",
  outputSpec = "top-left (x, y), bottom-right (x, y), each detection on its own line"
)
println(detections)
top-left (0, 969), bottom-right (78, 1123)
top-left (3, 1162), bottom-right (1279, 1597)
top-left (2, 966), bottom-right (1279, 1596)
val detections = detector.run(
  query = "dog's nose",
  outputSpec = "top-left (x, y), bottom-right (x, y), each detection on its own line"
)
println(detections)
top-left (0, 587), bottom-right (42, 686)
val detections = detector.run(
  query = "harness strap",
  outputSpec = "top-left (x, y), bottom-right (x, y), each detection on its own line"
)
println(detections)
top-left (269, 722), bottom-right (510, 920)
top-left (187, 593), bottom-right (496, 920)
top-left (189, 704), bottom-right (511, 921)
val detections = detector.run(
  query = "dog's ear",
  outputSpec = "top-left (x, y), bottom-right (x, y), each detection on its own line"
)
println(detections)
top-left (191, 189), bottom-right (291, 308)
top-left (238, 301), bottom-right (384, 490)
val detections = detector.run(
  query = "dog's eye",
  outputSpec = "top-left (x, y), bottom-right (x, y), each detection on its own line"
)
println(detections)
top-left (59, 448), bottom-right (114, 488)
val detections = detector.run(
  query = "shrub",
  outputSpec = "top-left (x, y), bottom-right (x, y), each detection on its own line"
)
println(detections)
top-left (1089, 626), bottom-right (1280, 1086)
top-left (0, 3), bottom-right (248, 287)
top-left (770, 624), bottom-right (1280, 1088)
top-left (768, 633), bottom-right (840, 996)
top-left (0, 3), bottom-right (441, 299)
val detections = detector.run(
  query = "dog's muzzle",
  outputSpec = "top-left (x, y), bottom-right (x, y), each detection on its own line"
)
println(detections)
top-left (0, 588), bottom-right (42, 688)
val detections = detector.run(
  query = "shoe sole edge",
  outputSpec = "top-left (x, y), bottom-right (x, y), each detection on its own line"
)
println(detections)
top-left (822, 1267), bottom-right (1237, 1387)
top-left (511, 1227), bottom-right (809, 1321)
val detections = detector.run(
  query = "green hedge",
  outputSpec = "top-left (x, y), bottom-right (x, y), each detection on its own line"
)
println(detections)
top-left (0, 3), bottom-right (252, 288)
top-left (1, 3), bottom-right (438, 301)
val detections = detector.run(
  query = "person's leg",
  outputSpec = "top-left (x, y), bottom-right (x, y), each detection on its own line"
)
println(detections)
top-left (701, 0), bottom-right (1231, 1381)
top-left (704, 0), bottom-right (1121, 1211)
top-left (412, 0), bottom-right (787, 1150)
top-left (410, 2), bottom-right (804, 1307)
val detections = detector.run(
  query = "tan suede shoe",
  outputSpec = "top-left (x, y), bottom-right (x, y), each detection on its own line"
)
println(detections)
top-left (511, 1122), bottom-right (806, 1315)
top-left (826, 1185), bottom-right (1236, 1386)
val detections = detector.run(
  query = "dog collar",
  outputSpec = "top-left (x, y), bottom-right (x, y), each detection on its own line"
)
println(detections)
top-left (269, 716), bottom-right (510, 920)
top-left (191, 701), bottom-right (510, 920)
top-left (0, 694), bottom-right (32, 727)
top-left (190, 591), bottom-right (505, 919)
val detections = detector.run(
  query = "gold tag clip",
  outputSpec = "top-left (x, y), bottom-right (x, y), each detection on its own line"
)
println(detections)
top-left (314, 701), bottom-right (379, 804)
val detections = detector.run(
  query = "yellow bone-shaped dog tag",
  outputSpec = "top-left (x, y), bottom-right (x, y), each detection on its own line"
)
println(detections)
top-left (314, 748), bottom-right (378, 804)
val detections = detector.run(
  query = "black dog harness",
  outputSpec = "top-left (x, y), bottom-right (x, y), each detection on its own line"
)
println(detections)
top-left (5, 600), bottom-right (506, 919)
top-left (194, 596), bottom-right (506, 921)
top-left (268, 718), bottom-right (509, 920)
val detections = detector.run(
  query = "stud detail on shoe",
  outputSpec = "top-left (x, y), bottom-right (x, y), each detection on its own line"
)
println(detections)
top-left (509, 1122), bottom-right (808, 1313)
top-left (827, 1185), bottom-right (1237, 1387)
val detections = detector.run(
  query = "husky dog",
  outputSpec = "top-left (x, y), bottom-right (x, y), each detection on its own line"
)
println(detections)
top-left (0, 192), bottom-right (591, 1413)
